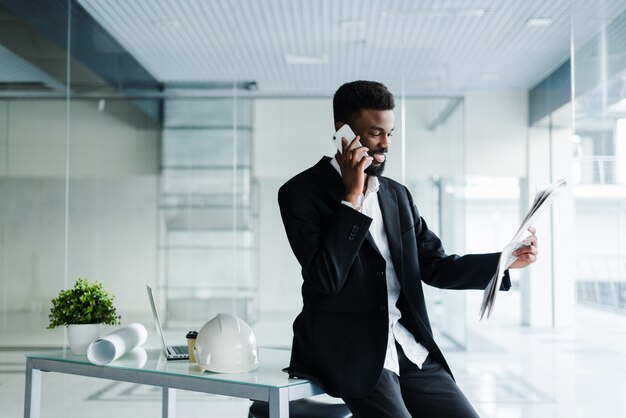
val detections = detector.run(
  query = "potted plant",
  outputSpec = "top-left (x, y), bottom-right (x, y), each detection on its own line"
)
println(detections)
top-left (48, 278), bottom-right (121, 355)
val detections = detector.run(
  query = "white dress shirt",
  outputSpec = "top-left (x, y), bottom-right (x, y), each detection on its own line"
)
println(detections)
top-left (330, 157), bottom-right (429, 375)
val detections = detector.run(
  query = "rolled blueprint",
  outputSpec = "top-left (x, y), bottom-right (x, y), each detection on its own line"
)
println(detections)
top-left (111, 347), bottom-right (148, 368)
top-left (87, 323), bottom-right (148, 365)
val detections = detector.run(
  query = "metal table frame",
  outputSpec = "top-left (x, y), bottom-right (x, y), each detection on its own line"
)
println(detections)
top-left (24, 352), bottom-right (323, 418)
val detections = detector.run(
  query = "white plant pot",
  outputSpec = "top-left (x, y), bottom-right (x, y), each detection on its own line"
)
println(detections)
top-left (68, 324), bottom-right (101, 355)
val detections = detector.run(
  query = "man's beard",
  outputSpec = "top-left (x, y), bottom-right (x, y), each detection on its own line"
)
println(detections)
top-left (365, 160), bottom-right (386, 177)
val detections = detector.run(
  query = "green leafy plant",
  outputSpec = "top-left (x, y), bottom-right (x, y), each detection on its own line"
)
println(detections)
top-left (47, 278), bottom-right (121, 329)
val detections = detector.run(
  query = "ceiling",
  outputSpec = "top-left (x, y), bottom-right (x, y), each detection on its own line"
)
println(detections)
top-left (1, 0), bottom-right (625, 97)
top-left (72, 0), bottom-right (626, 96)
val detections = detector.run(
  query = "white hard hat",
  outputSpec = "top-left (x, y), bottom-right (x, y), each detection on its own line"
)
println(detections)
top-left (193, 313), bottom-right (259, 373)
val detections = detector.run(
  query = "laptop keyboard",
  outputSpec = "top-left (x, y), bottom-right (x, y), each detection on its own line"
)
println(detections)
top-left (170, 345), bottom-right (188, 355)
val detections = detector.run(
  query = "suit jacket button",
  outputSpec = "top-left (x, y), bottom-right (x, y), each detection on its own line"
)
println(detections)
top-left (377, 271), bottom-right (385, 277)
top-left (379, 305), bottom-right (387, 312)
top-left (348, 235), bottom-right (355, 241)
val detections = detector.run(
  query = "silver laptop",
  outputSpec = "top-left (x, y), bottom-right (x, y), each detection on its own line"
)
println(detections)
top-left (146, 285), bottom-right (189, 360)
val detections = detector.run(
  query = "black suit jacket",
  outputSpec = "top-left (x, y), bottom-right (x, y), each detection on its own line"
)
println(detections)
top-left (278, 157), bottom-right (510, 399)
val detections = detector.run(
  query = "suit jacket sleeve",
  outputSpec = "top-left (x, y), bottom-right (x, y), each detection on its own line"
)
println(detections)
top-left (278, 183), bottom-right (373, 296)
top-left (405, 187), bottom-right (511, 291)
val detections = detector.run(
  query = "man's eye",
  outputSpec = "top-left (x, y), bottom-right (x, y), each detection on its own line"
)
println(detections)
top-left (388, 132), bottom-right (394, 137)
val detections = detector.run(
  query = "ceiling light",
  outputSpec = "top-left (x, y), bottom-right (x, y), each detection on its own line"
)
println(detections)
top-left (285, 54), bottom-right (327, 65)
top-left (340, 20), bottom-right (364, 30)
top-left (482, 73), bottom-right (500, 81)
top-left (381, 8), bottom-right (484, 18)
top-left (458, 9), bottom-right (485, 18)
top-left (151, 19), bottom-right (180, 29)
top-left (526, 17), bottom-right (553, 27)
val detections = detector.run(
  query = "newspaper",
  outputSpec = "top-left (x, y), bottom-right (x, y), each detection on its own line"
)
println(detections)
top-left (479, 179), bottom-right (568, 319)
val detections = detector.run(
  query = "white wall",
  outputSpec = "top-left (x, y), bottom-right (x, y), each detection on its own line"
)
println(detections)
top-left (254, 98), bottom-right (333, 312)
top-left (403, 99), bottom-right (465, 179)
top-left (465, 91), bottom-right (528, 176)
top-left (0, 99), bottom-right (160, 315)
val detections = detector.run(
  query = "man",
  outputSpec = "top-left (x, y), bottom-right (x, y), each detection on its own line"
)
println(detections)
top-left (278, 80), bottom-right (538, 417)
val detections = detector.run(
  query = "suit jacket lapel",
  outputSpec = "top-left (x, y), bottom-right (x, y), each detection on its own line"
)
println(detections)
top-left (313, 157), bottom-right (344, 203)
top-left (378, 178), bottom-right (404, 280)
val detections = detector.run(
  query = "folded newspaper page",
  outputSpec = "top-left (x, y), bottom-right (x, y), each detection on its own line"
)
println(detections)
top-left (479, 179), bottom-right (568, 319)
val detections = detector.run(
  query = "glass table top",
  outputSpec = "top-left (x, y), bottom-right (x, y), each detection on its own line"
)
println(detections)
top-left (26, 347), bottom-right (310, 389)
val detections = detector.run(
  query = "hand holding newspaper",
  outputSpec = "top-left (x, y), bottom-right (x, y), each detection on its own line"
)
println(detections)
top-left (479, 179), bottom-right (568, 319)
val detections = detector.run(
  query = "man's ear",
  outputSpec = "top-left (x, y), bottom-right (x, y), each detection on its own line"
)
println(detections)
top-left (334, 121), bottom-right (344, 131)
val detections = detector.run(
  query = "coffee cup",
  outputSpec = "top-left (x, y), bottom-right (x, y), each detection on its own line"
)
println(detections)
top-left (186, 331), bottom-right (198, 363)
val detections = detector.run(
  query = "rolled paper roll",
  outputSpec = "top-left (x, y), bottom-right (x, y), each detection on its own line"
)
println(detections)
top-left (87, 323), bottom-right (148, 366)
top-left (112, 347), bottom-right (148, 369)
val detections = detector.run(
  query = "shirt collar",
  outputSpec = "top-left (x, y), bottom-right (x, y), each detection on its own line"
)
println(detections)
top-left (329, 156), bottom-right (380, 194)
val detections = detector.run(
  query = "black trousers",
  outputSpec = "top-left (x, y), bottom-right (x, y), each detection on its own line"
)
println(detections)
top-left (342, 343), bottom-right (480, 418)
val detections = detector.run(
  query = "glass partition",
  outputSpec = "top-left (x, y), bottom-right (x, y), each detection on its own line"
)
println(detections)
top-left (572, 2), bottom-right (626, 314)
top-left (0, 1), bottom-right (490, 415)
top-left (0, 10), bottom-right (471, 351)
top-left (160, 97), bottom-right (257, 326)
top-left (0, 2), bottom-right (74, 416)
top-left (402, 98), bottom-right (467, 347)
top-left (0, 3), bottom-right (71, 348)
top-left (568, 4), bottom-right (626, 417)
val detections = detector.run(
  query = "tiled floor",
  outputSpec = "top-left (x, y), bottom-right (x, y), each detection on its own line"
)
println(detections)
top-left (1, 297), bottom-right (625, 418)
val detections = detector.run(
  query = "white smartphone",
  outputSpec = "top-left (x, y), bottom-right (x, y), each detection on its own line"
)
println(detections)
top-left (332, 124), bottom-right (371, 168)
top-left (332, 124), bottom-right (357, 153)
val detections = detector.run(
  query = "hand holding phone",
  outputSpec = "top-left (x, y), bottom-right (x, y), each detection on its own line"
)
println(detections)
top-left (332, 124), bottom-right (371, 169)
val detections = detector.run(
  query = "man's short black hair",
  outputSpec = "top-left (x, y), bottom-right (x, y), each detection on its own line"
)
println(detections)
top-left (333, 80), bottom-right (395, 124)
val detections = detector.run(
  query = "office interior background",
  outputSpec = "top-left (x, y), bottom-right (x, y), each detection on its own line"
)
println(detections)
top-left (1, 0), bottom-right (626, 416)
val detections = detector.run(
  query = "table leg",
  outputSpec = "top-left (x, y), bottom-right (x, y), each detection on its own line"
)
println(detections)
top-left (24, 361), bottom-right (42, 418)
top-left (162, 387), bottom-right (176, 418)
top-left (268, 387), bottom-right (288, 418)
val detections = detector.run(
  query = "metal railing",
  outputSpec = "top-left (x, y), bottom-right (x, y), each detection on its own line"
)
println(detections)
top-left (576, 256), bottom-right (626, 312)
top-left (574, 156), bottom-right (617, 185)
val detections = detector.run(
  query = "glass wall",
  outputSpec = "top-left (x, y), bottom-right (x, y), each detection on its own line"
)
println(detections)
top-left (0, 3), bottom-right (72, 352)
top-left (403, 98), bottom-right (468, 347)
top-left (0, 4), bottom-right (468, 415)
top-left (572, 2), bottom-right (626, 313)
top-left (160, 97), bottom-right (257, 326)
top-left (0, 1), bottom-right (253, 415)
top-left (0, 0), bottom-right (554, 415)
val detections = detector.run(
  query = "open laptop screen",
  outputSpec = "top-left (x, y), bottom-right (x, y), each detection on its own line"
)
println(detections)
top-left (146, 285), bottom-right (169, 355)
